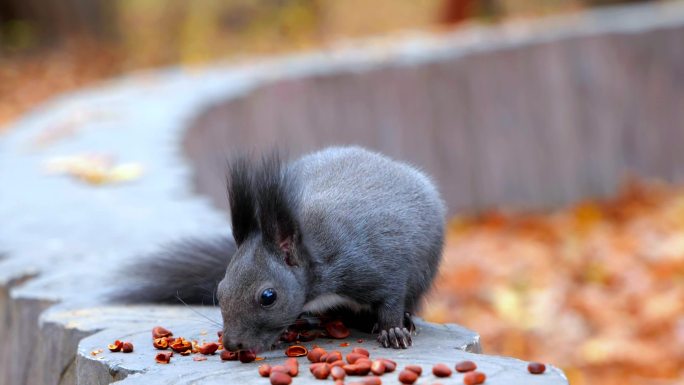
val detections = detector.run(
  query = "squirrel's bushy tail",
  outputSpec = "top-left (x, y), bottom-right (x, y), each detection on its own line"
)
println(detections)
top-left (111, 236), bottom-right (236, 305)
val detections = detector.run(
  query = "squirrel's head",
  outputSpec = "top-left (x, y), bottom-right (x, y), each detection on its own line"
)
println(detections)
top-left (218, 154), bottom-right (307, 353)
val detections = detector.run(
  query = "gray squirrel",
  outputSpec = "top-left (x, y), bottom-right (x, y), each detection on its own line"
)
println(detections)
top-left (117, 146), bottom-right (445, 350)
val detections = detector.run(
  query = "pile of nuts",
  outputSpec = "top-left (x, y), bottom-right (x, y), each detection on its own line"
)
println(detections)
top-left (267, 318), bottom-right (548, 384)
top-left (279, 318), bottom-right (351, 344)
top-left (259, 352), bottom-right (547, 385)
top-left (149, 326), bottom-right (227, 364)
top-left (107, 340), bottom-right (134, 353)
top-left (106, 322), bottom-right (548, 384)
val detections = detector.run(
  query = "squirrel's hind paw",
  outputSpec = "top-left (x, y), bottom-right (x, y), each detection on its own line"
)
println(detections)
top-left (377, 327), bottom-right (412, 349)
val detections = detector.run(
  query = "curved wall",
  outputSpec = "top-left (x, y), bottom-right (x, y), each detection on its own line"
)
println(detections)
top-left (184, 3), bottom-right (684, 215)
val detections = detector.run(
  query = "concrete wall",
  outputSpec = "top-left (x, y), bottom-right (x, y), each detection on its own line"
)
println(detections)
top-left (185, 3), bottom-right (684, 215)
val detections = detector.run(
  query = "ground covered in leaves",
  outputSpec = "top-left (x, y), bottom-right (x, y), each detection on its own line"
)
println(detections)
top-left (425, 181), bottom-right (684, 385)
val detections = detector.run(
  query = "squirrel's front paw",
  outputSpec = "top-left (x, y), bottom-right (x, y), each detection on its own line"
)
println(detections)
top-left (377, 327), bottom-right (412, 349)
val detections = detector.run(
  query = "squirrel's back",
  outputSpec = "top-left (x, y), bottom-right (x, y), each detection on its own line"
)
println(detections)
top-left (290, 147), bottom-right (446, 311)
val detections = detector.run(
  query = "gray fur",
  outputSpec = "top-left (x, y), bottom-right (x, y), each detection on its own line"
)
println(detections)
top-left (114, 146), bottom-right (445, 352)
top-left (217, 147), bottom-right (445, 352)
top-left (111, 237), bottom-right (235, 304)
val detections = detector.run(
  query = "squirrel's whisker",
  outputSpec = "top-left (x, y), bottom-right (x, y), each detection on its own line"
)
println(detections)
top-left (176, 294), bottom-right (222, 327)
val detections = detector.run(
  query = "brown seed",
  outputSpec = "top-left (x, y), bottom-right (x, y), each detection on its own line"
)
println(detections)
top-left (352, 347), bottom-right (370, 357)
top-left (179, 350), bottom-right (191, 356)
top-left (220, 350), bottom-right (238, 361)
top-left (330, 360), bottom-right (346, 368)
top-left (326, 351), bottom-right (343, 364)
top-left (463, 371), bottom-right (486, 385)
top-left (528, 362), bottom-right (546, 374)
top-left (285, 357), bottom-right (298, 366)
top-left (269, 371), bottom-right (292, 385)
top-left (357, 359), bottom-right (372, 373)
top-left (380, 359), bottom-right (397, 372)
top-left (238, 350), bottom-right (256, 363)
top-left (198, 342), bottom-right (218, 355)
top-left (285, 345), bottom-right (308, 357)
top-left (362, 377), bottom-right (382, 385)
top-left (170, 338), bottom-right (192, 353)
top-left (285, 358), bottom-right (299, 376)
top-left (309, 363), bottom-right (328, 375)
top-left (398, 369), bottom-right (418, 384)
top-left (312, 363), bottom-right (331, 379)
top-left (272, 365), bottom-right (289, 374)
top-left (455, 360), bottom-right (477, 373)
top-left (107, 340), bottom-right (123, 352)
top-left (259, 364), bottom-right (272, 377)
top-left (343, 364), bottom-right (359, 375)
top-left (348, 377), bottom-right (383, 385)
top-left (287, 366), bottom-right (298, 377)
top-left (344, 361), bottom-right (371, 376)
top-left (432, 364), bottom-right (451, 377)
top-left (405, 365), bottom-right (422, 375)
top-left (325, 320), bottom-right (351, 339)
top-left (346, 352), bottom-right (365, 364)
top-left (152, 326), bottom-right (173, 339)
top-left (153, 338), bottom-right (168, 350)
top-left (121, 342), bottom-right (134, 353)
top-left (155, 351), bottom-right (173, 364)
top-left (331, 365), bottom-right (346, 380)
top-left (371, 360), bottom-right (386, 375)
top-left (307, 347), bottom-right (327, 363)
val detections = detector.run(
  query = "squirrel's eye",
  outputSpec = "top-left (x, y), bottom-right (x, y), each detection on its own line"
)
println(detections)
top-left (260, 288), bottom-right (277, 307)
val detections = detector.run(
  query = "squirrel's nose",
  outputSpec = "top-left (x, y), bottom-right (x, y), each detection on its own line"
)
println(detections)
top-left (225, 342), bottom-right (243, 351)
top-left (222, 335), bottom-right (244, 351)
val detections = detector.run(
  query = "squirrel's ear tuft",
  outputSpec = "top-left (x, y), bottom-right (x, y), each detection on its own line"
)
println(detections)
top-left (227, 155), bottom-right (257, 245)
top-left (254, 152), bottom-right (301, 265)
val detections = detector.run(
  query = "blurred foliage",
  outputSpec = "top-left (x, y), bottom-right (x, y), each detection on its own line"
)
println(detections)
top-left (2, 1), bottom-right (661, 62)
top-left (115, 0), bottom-right (326, 66)
top-left (426, 180), bottom-right (684, 385)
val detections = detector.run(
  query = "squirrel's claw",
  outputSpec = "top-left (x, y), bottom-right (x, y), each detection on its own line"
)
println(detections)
top-left (377, 327), bottom-right (412, 349)
top-left (378, 330), bottom-right (390, 348)
top-left (389, 328), bottom-right (400, 348)
top-left (401, 327), bottom-right (412, 346)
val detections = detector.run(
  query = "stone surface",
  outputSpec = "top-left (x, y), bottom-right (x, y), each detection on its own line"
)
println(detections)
top-left (3, 1), bottom-right (683, 384)
top-left (74, 314), bottom-right (478, 384)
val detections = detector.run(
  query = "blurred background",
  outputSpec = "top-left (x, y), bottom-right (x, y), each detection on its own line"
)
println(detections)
top-left (1, 1), bottom-right (682, 385)
top-left (0, 0), bottom-right (662, 126)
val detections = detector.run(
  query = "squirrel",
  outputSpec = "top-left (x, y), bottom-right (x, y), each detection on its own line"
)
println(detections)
top-left (115, 146), bottom-right (446, 350)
